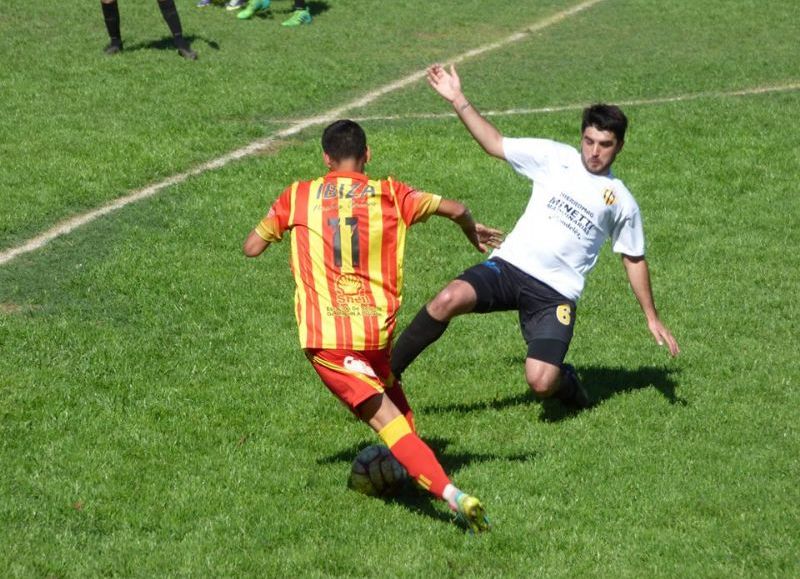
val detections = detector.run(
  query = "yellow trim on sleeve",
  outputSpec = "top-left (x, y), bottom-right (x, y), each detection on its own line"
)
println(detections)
top-left (378, 415), bottom-right (413, 449)
top-left (255, 217), bottom-right (283, 243)
top-left (412, 193), bottom-right (442, 223)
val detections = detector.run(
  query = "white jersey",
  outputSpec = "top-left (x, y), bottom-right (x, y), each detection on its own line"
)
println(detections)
top-left (492, 137), bottom-right (645, 301)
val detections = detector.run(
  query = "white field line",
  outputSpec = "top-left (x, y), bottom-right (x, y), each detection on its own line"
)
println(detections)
top-left (0, 0), bottom-right (605, 267)
top-left (349, 82), bottom-right (800, 123)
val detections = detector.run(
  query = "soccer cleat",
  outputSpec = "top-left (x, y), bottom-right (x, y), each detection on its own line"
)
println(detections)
top-left (177, 46), bottom-right (198, 60)
top-left (225, 0), bottom-right (247, 10)
top-left (237, 0), bottom-right (270, 19)
top-left (174, 40), bottom-right (198, 60)
top-left (281, 7), bottom-right (312, 26)
top-left (103, 40), bottom-right (123, 55)
top-left (557, 363), bottom-right (591, 409)
top-left (454, 493), bottom-right (490, 534)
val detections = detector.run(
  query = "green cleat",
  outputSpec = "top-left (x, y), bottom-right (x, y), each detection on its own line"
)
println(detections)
top-left (455, 493), bottom-right (490, 534)
top-left (281, 7), bottom-right (311, 26)
top-left (237, 0), bottom-right (270, 19)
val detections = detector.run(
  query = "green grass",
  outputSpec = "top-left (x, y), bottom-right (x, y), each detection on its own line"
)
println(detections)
top-left (1, 0), bottom-right (799, 576)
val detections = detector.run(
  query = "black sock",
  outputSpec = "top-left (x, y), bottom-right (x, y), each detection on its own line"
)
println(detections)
top-left (293, 0), bottom-right (306, 10)
top-left (101, 1), bottom-right (121, 44)
top-left (391, 307), bottom-right (449, 379)
top-left (555, 373), bottom-right (575, 401)
top-left (157, 0), bottom-right (186, 44)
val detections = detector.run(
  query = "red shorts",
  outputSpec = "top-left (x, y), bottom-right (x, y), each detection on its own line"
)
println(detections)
top-left (305, 348), bottom-right (391, 412)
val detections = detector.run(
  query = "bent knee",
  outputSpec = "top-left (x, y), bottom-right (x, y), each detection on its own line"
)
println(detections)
top-left (525, 360), bottom-right (562, 397)
top-left (428, 281), bottom-right (475, 319)
top-left (527, 376), bottom-right (558, 397)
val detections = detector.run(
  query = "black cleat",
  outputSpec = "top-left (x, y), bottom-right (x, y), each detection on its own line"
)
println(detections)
top-left (104, 41), bottom-right (123, 55)
top-left (177, 46), bottom-right (198, 60)
top-left (556, 363), bottom-right (591, 409)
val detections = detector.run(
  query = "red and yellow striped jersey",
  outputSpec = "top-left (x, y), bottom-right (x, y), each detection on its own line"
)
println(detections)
top-left (255, 170), bottom-right (441, 350)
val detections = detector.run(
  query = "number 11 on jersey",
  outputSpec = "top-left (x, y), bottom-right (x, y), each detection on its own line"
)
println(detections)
top-left (327, 217), bottom-right (360, 269)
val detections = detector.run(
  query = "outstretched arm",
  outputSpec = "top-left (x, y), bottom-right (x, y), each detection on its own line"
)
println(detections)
top-left (427, 64), bottom-right (506, 159)
top-left (435, 198), bottom-right (504, 253)
top-left (622, 254), bottom-right (680, 357)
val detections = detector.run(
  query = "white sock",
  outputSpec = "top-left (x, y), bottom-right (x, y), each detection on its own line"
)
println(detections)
top-left (443, 484), bottom-right (462, 511)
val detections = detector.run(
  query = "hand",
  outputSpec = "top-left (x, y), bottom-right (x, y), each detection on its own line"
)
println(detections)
top-left (648, 318), bottom-right (680, 357)
top-left (468, 223), bottom-right (504, 253)
top-left (426, 64), bottom-right (463, 103)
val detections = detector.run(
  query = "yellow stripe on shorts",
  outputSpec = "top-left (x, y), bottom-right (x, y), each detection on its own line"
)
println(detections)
top-left (311, 354), bottom-right (384, 393)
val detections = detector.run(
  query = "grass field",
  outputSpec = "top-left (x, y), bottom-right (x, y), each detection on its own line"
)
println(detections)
top-left (1, 0), bottom-right (799, 576)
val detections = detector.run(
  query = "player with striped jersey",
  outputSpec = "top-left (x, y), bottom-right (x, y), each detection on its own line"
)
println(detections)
top-left (243, 119), bottom-right (503, 532)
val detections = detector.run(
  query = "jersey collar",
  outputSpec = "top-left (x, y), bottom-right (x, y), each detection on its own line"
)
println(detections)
top-left (325, 170), bottom-right (368, 181)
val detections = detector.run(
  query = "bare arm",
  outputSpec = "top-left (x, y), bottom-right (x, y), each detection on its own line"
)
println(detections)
top-left (243, 229), bottom-right (270, 257)
top-left (622, 254), bottom-right (680, 357)
top-left (435, 198), bottom-right (504, 253)
top-left (427, 64), bottom-right (506, 159)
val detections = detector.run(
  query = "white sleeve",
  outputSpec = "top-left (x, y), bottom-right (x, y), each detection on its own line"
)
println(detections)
top-left (502, 137), bottom-right (560, 181)
top-left (611, 203), bottom-right (646, 257)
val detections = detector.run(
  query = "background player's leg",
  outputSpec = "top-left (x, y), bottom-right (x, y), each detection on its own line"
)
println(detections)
top-left (100, 0), bottom-right (123, 55)
top-left (156, 0), bottom-right (197, 60)
top-left (236, 0), bottom-right (270, 20)
top-left (282, 0), bottom-right (312, 26)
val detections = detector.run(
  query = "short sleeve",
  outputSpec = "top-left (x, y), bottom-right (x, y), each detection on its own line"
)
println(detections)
top-left (390, 179), bottom-right (442, 225)
top-left (255, 183), bottom-right (294, 243)
top-left (502, 137), bottom-right (562, 181)
top-left (610, 205), bottom-right (645, 257)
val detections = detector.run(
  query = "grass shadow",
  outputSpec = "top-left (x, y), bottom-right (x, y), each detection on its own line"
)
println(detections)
top-left (415, 364), bottom-right (685, 423)
top-left (419, 392), bottom-right (533, 416)
top-left (583, 364), bottom-right (685, 404)
top-left (126, 34), bottom-right (219, 53)
top-left (305, 1), bottom-right (331, 17)
top-left (539, 363), bottom-right (685, 421)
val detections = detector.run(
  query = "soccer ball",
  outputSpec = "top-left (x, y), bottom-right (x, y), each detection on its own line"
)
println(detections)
top-left (348, 444), bottom-right (408, 497)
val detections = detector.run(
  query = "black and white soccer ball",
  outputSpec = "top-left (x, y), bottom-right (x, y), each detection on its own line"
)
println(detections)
top-left (348, 444), bottom-right (408, 497)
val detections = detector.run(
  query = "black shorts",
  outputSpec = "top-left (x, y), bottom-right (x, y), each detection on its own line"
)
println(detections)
top-left (457, 257), bottom-right (576, 366)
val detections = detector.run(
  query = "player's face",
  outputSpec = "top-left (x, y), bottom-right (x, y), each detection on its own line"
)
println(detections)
top-left (580, 126), bottom-right (622, 175)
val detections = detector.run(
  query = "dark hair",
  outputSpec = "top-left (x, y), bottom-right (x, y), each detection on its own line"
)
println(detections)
top-left (321, 119), bottom-right (368, 161)
top-left (581, 104), bottom-right (628, 143)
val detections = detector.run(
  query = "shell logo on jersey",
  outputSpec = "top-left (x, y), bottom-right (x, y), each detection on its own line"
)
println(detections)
top-left (556, 304), bottom-right (572, 326)
top-left (336, 273), bottom-right (362, 296)
top-left (602, 188), bottom-right (617, 206)
top-left (335, 273), bottom-right (370, 307)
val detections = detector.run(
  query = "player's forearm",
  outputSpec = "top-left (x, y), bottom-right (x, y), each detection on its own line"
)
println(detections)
top-left (436, 198), bottom-right (480, 242)
top-left (451, 94), bottom-right (505, 159)
top-left (436, 198), bottom-right (474, 228)
top-left (623, 255), bottom-right (659, 322)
